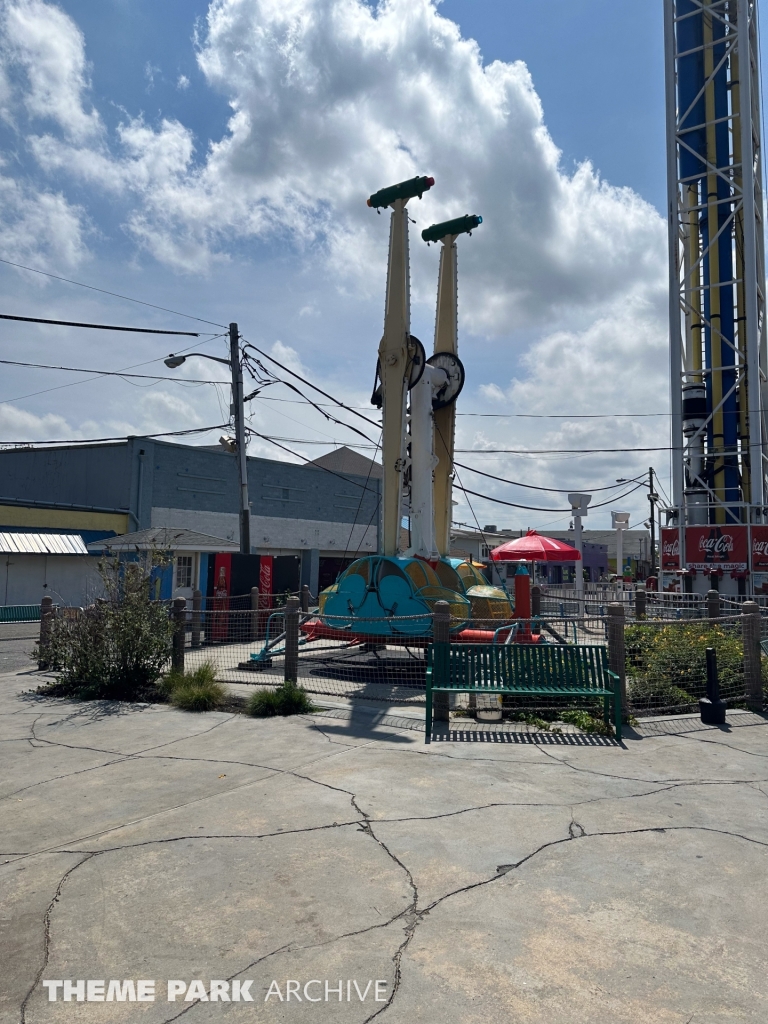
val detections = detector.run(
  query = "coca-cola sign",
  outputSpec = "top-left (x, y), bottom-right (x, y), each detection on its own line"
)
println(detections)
top-left (685, 526), bottom-right (747, 571)
top-left (660, 528), bottom-right (681, 569)
top-left (752, 526), bottom-right (768, 570)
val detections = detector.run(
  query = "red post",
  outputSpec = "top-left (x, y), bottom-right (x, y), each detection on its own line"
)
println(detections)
top-left (514, 562), bottom-right (533, 641)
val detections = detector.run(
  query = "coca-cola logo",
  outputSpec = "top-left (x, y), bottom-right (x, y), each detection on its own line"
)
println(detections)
top-left (698, 534), bottom-right (734, 556)
top-left (662, 538), bottom-right (679, 556)
top-left (754, 539), bottom-right (768, 556)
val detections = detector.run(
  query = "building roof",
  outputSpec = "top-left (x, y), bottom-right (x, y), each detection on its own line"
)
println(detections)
top-left (310, 446), bottom-right (383, 479)
top-left (88, 528), bottom-right (240, 554)
top-left (0, 532), bottom-right (89, 555)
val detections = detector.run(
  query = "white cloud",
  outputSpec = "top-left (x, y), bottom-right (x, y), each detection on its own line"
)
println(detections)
top-left (177, 74), bottom-right (190, 90)
top-left (1, 0), bottom-right (101, 140)
top-left (0, 402), bottom-right (76, 441)
top-left (0, 172), bottom-right (87, 270)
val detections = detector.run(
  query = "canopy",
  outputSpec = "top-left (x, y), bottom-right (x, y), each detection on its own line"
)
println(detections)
top-left (489, 529), bottom-right (581, 563)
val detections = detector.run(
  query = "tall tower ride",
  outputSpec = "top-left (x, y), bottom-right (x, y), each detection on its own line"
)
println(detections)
top-left (665, 0), bottom-right (767, 540)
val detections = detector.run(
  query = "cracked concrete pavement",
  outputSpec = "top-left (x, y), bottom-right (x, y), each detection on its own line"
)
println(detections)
top-left (1, 669), bottom-right (767, 1023)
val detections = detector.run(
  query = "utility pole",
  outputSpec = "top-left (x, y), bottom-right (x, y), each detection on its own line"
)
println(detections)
top-left (229, 322), bottom-right (250, 555)
top-left (648, 466), bottom-right (658, 577)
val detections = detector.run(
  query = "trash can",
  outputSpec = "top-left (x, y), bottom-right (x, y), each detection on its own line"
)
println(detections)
top-left (476, 692), bottom-right (503, 722)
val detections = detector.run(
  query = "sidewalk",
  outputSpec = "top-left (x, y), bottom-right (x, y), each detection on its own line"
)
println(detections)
top-left (2, 668), bottom-right (767, 1023)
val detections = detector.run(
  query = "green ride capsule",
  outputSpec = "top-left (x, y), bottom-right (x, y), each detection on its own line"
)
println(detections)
top-left (367, 175), bottom-right (435, 209)
top-left (421, 214), bottom-right (482, 244)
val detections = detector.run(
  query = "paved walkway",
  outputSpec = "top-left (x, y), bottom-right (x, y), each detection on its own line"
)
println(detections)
top-left (2, 668), bottom-right (767, 1023)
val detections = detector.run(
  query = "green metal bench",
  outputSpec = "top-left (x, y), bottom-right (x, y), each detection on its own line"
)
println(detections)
top-left (425, 642), bottom-right (622, 742)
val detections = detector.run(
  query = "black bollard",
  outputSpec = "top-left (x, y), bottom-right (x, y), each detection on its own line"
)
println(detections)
top-left (699, 647), bottom-right (726, 725)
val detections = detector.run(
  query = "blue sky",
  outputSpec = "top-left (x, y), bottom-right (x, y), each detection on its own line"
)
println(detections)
top-left (0, 0), bottom-right (715, 529)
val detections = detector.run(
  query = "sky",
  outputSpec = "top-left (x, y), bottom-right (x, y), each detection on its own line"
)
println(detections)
top-left (0, 0), bottom-right (725, 534)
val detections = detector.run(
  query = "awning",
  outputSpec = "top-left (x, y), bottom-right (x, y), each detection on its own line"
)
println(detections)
top-left (0, 532), bottom-right (89, 555)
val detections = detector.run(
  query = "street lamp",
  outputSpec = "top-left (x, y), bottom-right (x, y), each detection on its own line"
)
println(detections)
top-left (165, 322), bottom-right (251, 555)
top-left (568, 492), bottom-right (591, 614)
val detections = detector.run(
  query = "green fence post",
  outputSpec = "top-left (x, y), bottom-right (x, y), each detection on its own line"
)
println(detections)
top-left (607, 602), bottom-right (627, 720)
top-left (433, 600), bottom-right (450, 723)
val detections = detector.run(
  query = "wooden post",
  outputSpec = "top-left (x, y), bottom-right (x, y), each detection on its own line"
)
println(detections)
top-left (38, 595), bottom-right (54, 670)
top-left (433, 600), bottom-right (450, 722)
top-left (607, 602), bottom-right (627, 719)
top-left (284, 595), bottom-right (300, 683)
top-left (635, 585), bottom-right (646, 620)
top-left (742, 600), bottom-right (763, 712)
top-left (301, 584), bottom-right (310, 613)
top-left (172, 597), bottom-right (186, 674)
top-left (250, 587), bottom-right (259, 641)
top-left (707, 588), bottom-right (721, 620)
top-left (191, 589), bottom-right (202, 648)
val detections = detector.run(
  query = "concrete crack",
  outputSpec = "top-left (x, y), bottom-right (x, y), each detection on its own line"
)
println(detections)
top-left (18, 852), bottom-right (95, 1024)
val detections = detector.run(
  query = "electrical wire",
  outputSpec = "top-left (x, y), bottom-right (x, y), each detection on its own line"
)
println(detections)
top-left (246, 430), bottom-right (379, 495)
top-left (0, 313), bottom-right (199, 336)
top-left (0, 256), bottom-right (228, 328)
top-left (456, 481), bottom-right (645, 513)
top-left (454, 462), bottom-right (646, 494)
top-left (0, 423), bottom-right (229, 448)
top-left (0, 359), bottom-right (230, 384)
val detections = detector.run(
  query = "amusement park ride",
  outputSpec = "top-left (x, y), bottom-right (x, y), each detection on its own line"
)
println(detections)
top-left (661, 0), bottom-right (768, 596)
top-left (312, 174), bottom-right (521, 639)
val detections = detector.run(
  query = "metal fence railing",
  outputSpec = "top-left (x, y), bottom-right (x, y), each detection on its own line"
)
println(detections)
top-left (25, 594), bottom-right (768, 723)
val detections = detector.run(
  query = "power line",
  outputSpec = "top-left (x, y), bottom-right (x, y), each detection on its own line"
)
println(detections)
top-left (0, 256), bottom-right (228, 328)
top-left (454, 461), bottom-right (646, 494)
top-left (0, 313), bottom-right (200, 336)
top-left (457, 411), bottom-right (670, 418)
top-left (0, 358), bottom-right (230, 384)
top-left (0, 424), bottom-right (229, 448)
top-left (456, 479), bottom-right (651, 512)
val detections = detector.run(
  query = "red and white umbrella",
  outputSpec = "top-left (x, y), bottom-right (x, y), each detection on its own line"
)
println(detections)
top-left (489, 529), bottom-right (581, 563)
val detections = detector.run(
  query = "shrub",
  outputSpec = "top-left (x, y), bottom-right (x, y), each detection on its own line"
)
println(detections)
top-left (171, 680), bottom-right (226, 712)
top-left (559, 709), bottom-right (612, 736)
top-left (36, 558), bottom-right (175, 701)
top-left (247, 680), bottom-right (315, 717)
top-left (625, 621), bottom-right (744, 710)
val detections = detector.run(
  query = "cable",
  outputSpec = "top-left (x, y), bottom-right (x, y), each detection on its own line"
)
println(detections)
top-left (0, 313), bottom-right (199, 336)
top-left (0, 424), bottom-right (229, 448)
top-left (342, 432), bottom-right (382, 563)
top-left (241, 339), bottom-right (381, 431)
top-left (0, 256), bottom-right (228, 328)
top-left (457, 411), bottom-right (670, 418)
top-left (454, 462), bottom-right (646, 494)
top-left (0, 358), bottom-right (230, 384)
top-left (247, 430), bottom-right (379, 495)
top-left (455, 445), bottom-right (683, 454)
top-left (456, 481), bottom-right (645, 513)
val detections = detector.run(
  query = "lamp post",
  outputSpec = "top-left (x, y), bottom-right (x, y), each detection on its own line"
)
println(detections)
top-left (568, 492), bottom-right (591, 616)
top-left (165, 322), bottom-right (251, 554)
top-left (611, 511), bottom-right (631, 590)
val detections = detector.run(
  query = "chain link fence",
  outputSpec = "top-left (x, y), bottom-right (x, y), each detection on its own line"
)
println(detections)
top-left (17, 591), bottom-right (768, 721)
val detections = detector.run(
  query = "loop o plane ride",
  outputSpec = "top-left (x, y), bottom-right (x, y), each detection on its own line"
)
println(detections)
top-left (316, 175), bottom-right (514, 638)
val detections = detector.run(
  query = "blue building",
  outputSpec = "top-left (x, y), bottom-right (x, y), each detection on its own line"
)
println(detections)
top-left (0, 440), bottom-right (380, 605)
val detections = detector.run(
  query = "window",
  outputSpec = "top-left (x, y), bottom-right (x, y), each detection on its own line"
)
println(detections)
top-left (176, 555), bottom-right (193, 590)
top-left (481, 545), bottom-right (492, 559)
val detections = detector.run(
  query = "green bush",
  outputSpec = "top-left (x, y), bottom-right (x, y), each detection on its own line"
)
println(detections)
top-left (171, 680), bottom-right (226, 712)
top-left (36, 558), bottom-right (175, 701)
top-left (247, 680), bottom-right (315, 717)
top-left (625, 622), bottom-right (743, 709)
top-left (559, 709), bottom-right (612, 736)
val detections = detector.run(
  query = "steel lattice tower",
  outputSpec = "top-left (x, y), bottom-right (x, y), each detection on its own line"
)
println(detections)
top-left (665, 0), bottom-right (767, 529)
